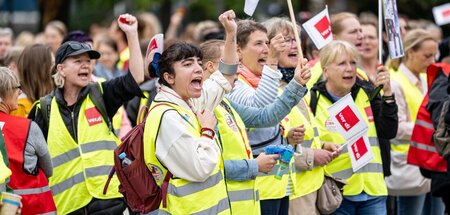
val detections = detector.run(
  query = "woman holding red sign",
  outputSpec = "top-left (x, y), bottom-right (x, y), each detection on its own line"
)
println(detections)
top-left (309, 40), bottom-right (397, 215)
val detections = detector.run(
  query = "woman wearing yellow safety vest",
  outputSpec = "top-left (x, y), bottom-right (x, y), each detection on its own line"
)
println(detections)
top-left (309, 40), bottom-right (398, 214)
top-left (227, 19), bottom-right (299, 215)
top-left (28, 14), bottom-right (145, 214)
top-left (385, 29), bottom-right (444, 215)
top-left (143, 10), bottom-right (242, 215)
top-left (263, 17), bottom-right (343, 215)
top-left (200, 31), bottom-right (311, 214)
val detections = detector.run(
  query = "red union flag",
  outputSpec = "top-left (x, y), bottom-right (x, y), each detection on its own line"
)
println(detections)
top-left (302, 6), bottom-right (332, 49)
top-left (351, 136), bottom-right (368, 161)
top-left (314, 16), bottom-right (331, 39)
top-left (433, 3), bottom-right (450, 26)
top-left (335, 105), bottom-right (360, 131)
top-left (85, 107), bottom-right (103, 126)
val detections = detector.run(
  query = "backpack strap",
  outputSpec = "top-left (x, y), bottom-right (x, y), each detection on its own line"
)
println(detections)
top-left (145, 89), bottom-right (158, 109)
top-left (161, 171), bottom-right (172, 208)
top-left (39, 92), bottom-right (54, 130)
top-left (89, 83), bottom-right (114, 133)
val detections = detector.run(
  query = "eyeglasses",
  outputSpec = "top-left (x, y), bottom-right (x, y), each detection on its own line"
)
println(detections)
top-left (284, 37), bottom-right (297, 46)
top-left (14, 85), bottom-right (21, 91)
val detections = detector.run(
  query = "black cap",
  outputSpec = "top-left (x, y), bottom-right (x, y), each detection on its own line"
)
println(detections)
top-left (55, 41), bottom-right (100, 66)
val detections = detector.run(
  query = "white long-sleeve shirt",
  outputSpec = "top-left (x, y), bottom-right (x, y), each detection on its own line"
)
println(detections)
top-left (154, 70), bottom-right (231, 182)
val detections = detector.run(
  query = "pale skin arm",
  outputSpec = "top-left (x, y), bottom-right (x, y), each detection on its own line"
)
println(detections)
top-left (117, 14), bottom-right (145, 85)
top-left (218, 10), bottom-right (239, 85)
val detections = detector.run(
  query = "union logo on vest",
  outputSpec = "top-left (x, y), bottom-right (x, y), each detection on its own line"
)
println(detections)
top-left (85, 107), bottom-right (103, 126)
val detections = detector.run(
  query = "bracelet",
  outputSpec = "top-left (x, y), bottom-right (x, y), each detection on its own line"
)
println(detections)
top-left (201, 127), bottom-right (216, 140)
top-left (382, 94), bottom-right (395, 102)
top-left (218, 59), bottom-right (238, 75)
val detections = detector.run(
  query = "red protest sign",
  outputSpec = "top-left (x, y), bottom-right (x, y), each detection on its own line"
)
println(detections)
top-left (314, 15), bottom-right (331, 40)
top-left (335, 105), bottom-right (360, 131)
top-left (351, 136), bottom-right (368, 161)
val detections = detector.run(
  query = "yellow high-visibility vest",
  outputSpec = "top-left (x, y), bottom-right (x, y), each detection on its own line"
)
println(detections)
top-left (143, 101), bottom-right (231, 215)
top-left (390, 70), bottom-right (425, 153)
top-left (215, 98), bottom-right (260, 215)
top-left (282, 98), bottom-right (324, 199)
top-left (47, 94), bottom-right (122, 214)
top-left (314, 89), bottom-right (387, 196)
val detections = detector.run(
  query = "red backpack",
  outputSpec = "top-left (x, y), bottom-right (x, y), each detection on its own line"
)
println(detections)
top-left (103, 103), bottom-right (172, 213)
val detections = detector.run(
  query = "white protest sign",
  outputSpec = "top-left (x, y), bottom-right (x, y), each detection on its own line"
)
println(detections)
top-left (383, 0), bottom-right (404, 59)
top-left (144, 33), bottom-right (164, 69)
top-left (302, 6), bottom-right (333, 50)
top-left (244, 0), bottom-right (259, 16)
top-left (327, 94), bottom-right (368, 141)
top-left (347, 135), bottom-right (374, 172)
top-left (433, 3), bottom-right (450, 26)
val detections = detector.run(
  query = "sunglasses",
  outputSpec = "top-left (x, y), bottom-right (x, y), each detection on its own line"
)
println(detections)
top-left (67, 42), bottom-right (91, 50)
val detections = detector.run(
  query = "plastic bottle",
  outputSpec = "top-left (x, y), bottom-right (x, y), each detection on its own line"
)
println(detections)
top-left (119, 152), bottom-right (132, 168)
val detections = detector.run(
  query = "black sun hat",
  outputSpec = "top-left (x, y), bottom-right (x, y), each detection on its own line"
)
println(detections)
top-left (55, 41), bottom-right (100, 67)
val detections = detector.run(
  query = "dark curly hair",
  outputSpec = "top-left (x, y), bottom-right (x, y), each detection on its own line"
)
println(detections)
top-left (149, 42), bottom-right (203, 87)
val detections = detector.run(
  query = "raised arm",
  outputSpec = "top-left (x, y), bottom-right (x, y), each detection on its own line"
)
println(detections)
top-left (191, 10), bottom-right (238, 111)
top-left (232, 62), bottom-right (310, 127)
top-left (117, 14), bottom-right (144, 85)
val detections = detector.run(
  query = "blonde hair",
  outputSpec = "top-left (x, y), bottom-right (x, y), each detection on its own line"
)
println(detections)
top-left (45, 20), bottom-right (67, 37)
top-left (53, 72), bottom-right (65, 88)
top-left (387, 29), bottom-right (436, 70)
top-left (263, 17), bottom-right (299, 40)
top-left (320, 40), bottom-right (360, 68)
top-left (331, 12), bottom-right (358, 36)
top-left (0, 67), bottom-right (20, 99)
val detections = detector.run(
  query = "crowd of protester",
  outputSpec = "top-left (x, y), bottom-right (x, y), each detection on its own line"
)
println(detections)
top-left (0, 6), bottom-right (449, 215)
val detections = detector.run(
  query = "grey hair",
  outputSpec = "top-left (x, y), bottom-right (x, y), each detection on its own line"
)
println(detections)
top-left (0, 27), bottom-right (13, 39)
top-left (0, 66), bottom-right (20, 99)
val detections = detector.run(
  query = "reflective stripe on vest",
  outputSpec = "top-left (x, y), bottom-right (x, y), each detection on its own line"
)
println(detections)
top-left (0, 112), bottom-right (57, 214)
top-left (332, 163), bottom-right (383, 179)
top-left (411, 141), bottom-right (437, 153)
top-left (51, 165), bottom-right (112, 196)
top-left (158, 197), bottom-right (230, 215)
top-left (143, 101), bottom-right (230, 215)
top-left (52, 141), bottom-right (116, 168)
top-left (168, 171), bottom-right (223, 197)
top-left (12, 186), bottom-right (51, 195)
top-left (50, 172), bottom-right (84, 196)
top-left (415, 119), bottom-right (434, 129)
top-left (408, 94), bottom-right (447, 172)
top-left (215, 99), bottom-right (259, 214)
top-left (314, 88), bottom-right (387, 196)
top-left (0, 183), bottom-right (5, 192)
top-left (47, 93), bottom-right (122, 214)
top-left (228, 189), bottom-right (256, 201)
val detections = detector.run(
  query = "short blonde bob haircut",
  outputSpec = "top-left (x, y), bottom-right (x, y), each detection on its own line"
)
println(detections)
top-left (320, 40), bottom-right (360, 69)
